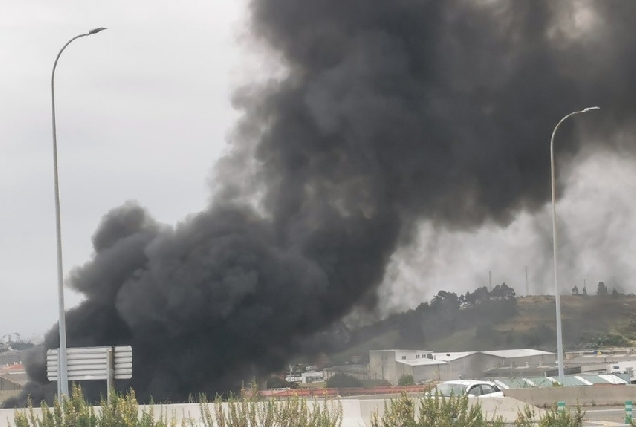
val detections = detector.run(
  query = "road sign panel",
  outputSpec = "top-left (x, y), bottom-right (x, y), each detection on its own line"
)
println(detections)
top-left (46, 346), bottom-right (132, 381)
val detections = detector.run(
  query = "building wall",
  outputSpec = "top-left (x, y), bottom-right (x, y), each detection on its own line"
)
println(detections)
top-left (370, 350), bottom-right (557, 385)
top-left (412, 364), bottom-right (444, 383)
top-left (369, 351), bottom-right (415, 384)
top-left (499, 354), bottom-right (555, 368)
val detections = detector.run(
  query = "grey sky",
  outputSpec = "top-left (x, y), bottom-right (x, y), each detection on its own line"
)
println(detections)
top-left (1, 1), bottom-right (246, 338)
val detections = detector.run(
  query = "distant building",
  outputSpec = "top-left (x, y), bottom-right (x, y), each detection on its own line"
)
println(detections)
top-left (0, 362), bottom-right (26, 402)
top-left (0, 349), bottom-right (29, 366)
top-left (369, 349), bottom-right (555, 385)
top-left (323, 364), bottom-right (369, 380)
top-left (566, 348), bottom-right (636, 381)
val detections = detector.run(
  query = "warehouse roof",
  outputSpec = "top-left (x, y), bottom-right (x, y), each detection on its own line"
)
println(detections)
top-left (398, 358), bottom-right (446, 367)
top-left (482, 349), bottom-right (554, 358)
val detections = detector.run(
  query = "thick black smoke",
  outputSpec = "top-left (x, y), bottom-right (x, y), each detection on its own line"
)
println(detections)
top-left (5, 0), bottom-right (636, 407)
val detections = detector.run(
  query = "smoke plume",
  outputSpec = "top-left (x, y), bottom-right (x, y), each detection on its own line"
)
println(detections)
top-left (4, 0), bottom-right (636, 407)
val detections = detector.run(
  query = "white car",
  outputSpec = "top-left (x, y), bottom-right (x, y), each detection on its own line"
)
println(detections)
top-left (428, 380), bottom-right (503, 398)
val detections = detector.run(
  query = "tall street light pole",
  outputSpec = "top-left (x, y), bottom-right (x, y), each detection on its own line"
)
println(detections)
top-left (550, 106), bottom-right (599, 383)
top-left (51, 27), bottom-right (107, 401)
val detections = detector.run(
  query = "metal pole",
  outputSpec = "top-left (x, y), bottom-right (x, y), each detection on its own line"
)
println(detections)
top-left (106, 347), bottom-right (114, 403)
top-left (550, 106), bottom-right (599, 383)
top-left (525, 266), bottom-right (529, 296)
top-left (51, 27), bottom-right (106, 401)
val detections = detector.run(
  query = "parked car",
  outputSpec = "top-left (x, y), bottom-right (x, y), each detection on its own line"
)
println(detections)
top-left (428, 380), bottom-right (503, 398)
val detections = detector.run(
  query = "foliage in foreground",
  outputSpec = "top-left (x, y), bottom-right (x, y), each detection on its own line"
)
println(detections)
top-left (11, 385), bottom-right (343, 427)
top-left (371, 393), bottom-right (586, 427)
top-left (202, 393), bottom-right (342, 427)
top-left (12, 385), bottom-right (588, 427)
top-left (515, 403), bottom-right (585, 427)
top-left (371, 393), bottom-right (505, 427)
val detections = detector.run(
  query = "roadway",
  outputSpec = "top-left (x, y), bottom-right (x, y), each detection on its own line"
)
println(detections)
top-left (583, 406), bottom-right (630, 425)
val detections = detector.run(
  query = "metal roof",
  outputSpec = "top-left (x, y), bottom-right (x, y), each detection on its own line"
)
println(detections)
top-left (482, 349), bottom-right (554, 358)
top-left (432, 351), bottom-right (477, 361)
top-left (490, 374), bottom-right (627, 389)
top-left (398, 358), bottom-right (446, 367)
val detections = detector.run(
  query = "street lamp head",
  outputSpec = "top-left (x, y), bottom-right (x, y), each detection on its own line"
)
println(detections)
top-left (88, 27), bottom-right (107, 35)
top-left (581, 106), bottom-right (600, 113)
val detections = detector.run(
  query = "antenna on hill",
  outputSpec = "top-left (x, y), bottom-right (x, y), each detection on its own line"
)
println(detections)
top-left (525, 266), bottom-right (529, 296)
top-left (489, 270), bottom-right (492, 291)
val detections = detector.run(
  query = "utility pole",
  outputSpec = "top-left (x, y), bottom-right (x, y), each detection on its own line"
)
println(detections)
top-left (525, 266), bottom-right (529, 296)
top-left (489, 270), bottom-right (492, 291)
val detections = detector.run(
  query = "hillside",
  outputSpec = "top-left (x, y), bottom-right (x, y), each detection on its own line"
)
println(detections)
top-left (329, 292), bottom-right (636, 364)
top-left (427, 294), bottom-right (636, 351)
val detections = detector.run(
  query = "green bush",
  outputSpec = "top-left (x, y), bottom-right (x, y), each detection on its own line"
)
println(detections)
top-left (371, 392), bottom-right (505, 427)
top-left (397, 375), bottom-right (414, 386)
top-left (371, 392), bottom-right (586, 427)
top-left (201, 394), bottom-right (342, 427)
top-left (12, 385), bottom-right (173, 427)
top-left (325, 373), bottom-right (363, 388)
top-left (515, 404), bottom-right (584, 427)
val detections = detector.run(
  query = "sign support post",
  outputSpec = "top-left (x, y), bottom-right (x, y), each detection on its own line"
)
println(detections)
top-left (106, 347), bottom-right (115, 403)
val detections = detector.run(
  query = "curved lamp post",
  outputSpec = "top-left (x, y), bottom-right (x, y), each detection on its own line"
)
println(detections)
top-left (51, 27), bottom-right (107, 400)
top-left (550, 106), bottom-right (599, 383)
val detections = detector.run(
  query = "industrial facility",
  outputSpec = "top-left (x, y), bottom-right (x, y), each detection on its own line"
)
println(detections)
top-left (369, 349), bottom-right (556, 384)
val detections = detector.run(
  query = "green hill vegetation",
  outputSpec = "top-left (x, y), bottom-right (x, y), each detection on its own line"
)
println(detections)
top-left (329, 284), bottom-right (636, 364)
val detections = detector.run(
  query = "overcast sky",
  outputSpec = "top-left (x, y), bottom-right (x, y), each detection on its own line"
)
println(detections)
top-left (2, 2), bottom-right (636, 340)
top-left (1, 1), bottom-right (247, 338)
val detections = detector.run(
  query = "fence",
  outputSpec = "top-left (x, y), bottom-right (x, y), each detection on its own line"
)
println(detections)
top-left (259, 385), bottom-right (432, 398)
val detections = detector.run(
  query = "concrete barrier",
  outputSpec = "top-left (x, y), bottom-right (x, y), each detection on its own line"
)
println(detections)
top-left (504, 385), bottom-right (636, 407)
top-left (0, 396), bottom-right (541, 427)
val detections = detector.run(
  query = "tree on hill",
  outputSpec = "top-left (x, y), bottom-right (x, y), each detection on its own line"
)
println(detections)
top-left (491, 283), bottom-right (515, 300)
top-left (464, 286), bottom-right (489, 306)
top-left (325, 373), bottom-right (363, 388)
top-left (431, 290), bottom-right (461, 310)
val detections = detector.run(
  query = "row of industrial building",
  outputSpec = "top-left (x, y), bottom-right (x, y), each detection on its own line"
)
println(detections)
top-left (4, 346), bottom-right (636, 397)
top-left (325, 347), bottom-right (636, 385)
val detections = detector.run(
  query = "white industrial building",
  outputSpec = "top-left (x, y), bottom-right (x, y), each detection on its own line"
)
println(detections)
top-left (369, 349), bottom-right (556, 385)
top-left (565, 349), bottom-right (636, 380)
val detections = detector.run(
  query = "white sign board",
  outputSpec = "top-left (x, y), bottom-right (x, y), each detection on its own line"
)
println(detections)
top-left (46, 346), bottom-right (132, 381)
